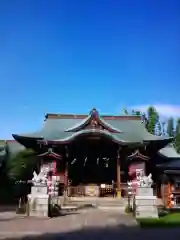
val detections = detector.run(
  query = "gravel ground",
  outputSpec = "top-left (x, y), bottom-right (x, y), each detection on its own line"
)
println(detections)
top-left (0, 209), bottom-right (180, 240)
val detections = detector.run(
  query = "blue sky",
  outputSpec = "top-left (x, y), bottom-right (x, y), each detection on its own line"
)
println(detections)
top-left (0, 0), bottom-right (180, 138)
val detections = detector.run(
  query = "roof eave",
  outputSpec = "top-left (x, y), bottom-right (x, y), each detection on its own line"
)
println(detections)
top-left (12, 134), bottom-right (43, 149)
top-left (158, 152), bottom-right (180, 159)
top-left (143, 137), bottom-right (174, 150)
top-left (143, 136), bottom-right (174, 142)
top-left (158, 144), bottom-right (180, 159)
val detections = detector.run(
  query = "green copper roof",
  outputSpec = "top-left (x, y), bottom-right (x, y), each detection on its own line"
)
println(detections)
top-left (12, 109), bottom-right (173, 148)
top-left (39, 129), bottom-right (139, 145)
top-left (13, 117), bottom-right (171, 142)
top-left (65, 113), bottom-right (121, 133)
top-left (158, 144), bottom-right (180, 158)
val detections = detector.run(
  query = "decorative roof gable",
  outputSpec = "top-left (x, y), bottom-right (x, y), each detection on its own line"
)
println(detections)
top-left (128, 149), bottom-right (149, 161)
top-left (65, 108), bottom-right (122, 133)
top-left (38, 148), bottom-right (62, 160)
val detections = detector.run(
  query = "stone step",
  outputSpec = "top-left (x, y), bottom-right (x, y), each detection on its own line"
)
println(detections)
top-left (64, 200), bottom-right (126, 210)
top-left (68, 197), bottom-right (124, 201)
top-left (97, 202), bottom-right (125, 206)
top-left (68, 197), bottom-right (126, 202)
top-left (97, 206), bottom-right (125, 211)
top-left (66, 199), bottom-right (125, 204)
top-left (61, 197), bottom-right (128, 212)
top-left (64, 202), bottom-right (97, 208)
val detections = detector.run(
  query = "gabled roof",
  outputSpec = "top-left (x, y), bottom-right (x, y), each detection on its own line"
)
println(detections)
top-left (127, 149), bottom-right (149, 160)
top-left (12, 108), bottom-right (173, 148)
top-left (38, 148), bottom-right (62, 160)
top-left (158, 144), bottom-right (180, 158)
top-left (65, 108), bottom-right (121, 133)
top-left (156, 144), bottom-right (180, 170)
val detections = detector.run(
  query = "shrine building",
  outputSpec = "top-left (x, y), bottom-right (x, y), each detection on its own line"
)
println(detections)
top-left (2, 108), bottom-right (180, 197)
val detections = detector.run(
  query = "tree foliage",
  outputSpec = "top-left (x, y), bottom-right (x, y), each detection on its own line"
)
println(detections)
top-left (7, 148), bottom-right (38, 181)
top-left (122, 108), bottom-right (141, 116)
top-left (156, 121), bottom-right (162, 136)
top-left (175, 119), bottom-right (180, 153)
top-left (123, 108), bottom-right (128, 115)
top-left (161, 121), bottom-right (166, 136)
top-left (146, 106), bottom-right (159, 135)
top-left (167, 117), bottom-right (174, 137)
top-left (132, 109), bottom-right (141, 116)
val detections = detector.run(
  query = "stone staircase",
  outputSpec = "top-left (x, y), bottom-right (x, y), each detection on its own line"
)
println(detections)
top-left (62, 197), bottom-right (126, 211)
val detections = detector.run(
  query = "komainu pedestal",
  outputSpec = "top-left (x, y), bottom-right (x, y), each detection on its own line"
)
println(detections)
top-left (27, 186), bottom-right (49, 218)
top-left (135, 187), bottom-right (158, 219)
top-left (131, 172), bottom-right (159, 219)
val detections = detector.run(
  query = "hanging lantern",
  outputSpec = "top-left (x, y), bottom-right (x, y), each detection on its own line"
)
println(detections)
top-left (84, 157), bottom-right (87, 166)
top-left (105, 158), bottom-right (109, 168)
top-left (71, 158), bottom-right (76, 165)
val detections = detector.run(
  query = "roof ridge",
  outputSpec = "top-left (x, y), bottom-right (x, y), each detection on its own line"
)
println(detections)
top-left (45, 113), bottom-right (141, 120)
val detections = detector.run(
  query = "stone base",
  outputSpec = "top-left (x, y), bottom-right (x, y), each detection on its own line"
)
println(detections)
top-left (27, 194), bottom-right (49, 218)
top-left (135, 206), bottom-right (158, 219)
top-left (136, 187), bottom-right (153, 197)
top-left (31, 186), bottom-right (48, 195)
top-left (134, 195), bottom-right (158, 219)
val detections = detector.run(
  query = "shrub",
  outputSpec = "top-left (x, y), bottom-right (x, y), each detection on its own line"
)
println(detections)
top-left (124, 205), bottom-right (133, 213)
top-left (49, 204), bottom-right (61, 217)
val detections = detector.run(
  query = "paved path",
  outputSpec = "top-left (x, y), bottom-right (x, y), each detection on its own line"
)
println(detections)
top-left (0, 209), bottom-right (135, 239)
top-left (0, 209), bottom-right (180, 239)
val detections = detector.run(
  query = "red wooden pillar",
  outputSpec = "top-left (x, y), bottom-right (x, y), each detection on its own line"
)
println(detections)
top-left (116, 147), bottom-right (121, 197)
top-left (64, 161), bottom-right (68, 187)
top-left (64, 146), bottom-right (69, 198)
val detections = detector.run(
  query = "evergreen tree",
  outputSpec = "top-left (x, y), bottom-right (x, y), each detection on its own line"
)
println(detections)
top-left (123, 108), bottom-right (128, 115)
top-left (135, 111), bottom-right (141, 116)
top-left (7, 148), bottom-right (38, 181)
top-left (146, 106), bottom-right (159, 135)
top-left (156, 121), bottom-right (162, 136)
top-left (167, 117), bottom-right (174, 137)
top-left (132, 110), bottom-right (141, 116)
top-left (175, 119), bottom-right (180, 153)
top-left (161, 121), bottom-right (166, 135)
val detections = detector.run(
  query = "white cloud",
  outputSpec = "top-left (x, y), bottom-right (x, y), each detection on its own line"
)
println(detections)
top-left (131, 104), bottom-right (180, 118)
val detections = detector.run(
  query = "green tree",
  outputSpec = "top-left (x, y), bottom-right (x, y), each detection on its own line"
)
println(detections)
top-left (167, 117), bottom-right (174, 137)
top-left (156, 121), bottom-right (162, 136)
top-left (132, 109), bottom-right (141, 116)
top-left (0, 145), bottom-right (13, 203)
top-left (175, 119), bottom-right (180, 153)
top-left (0, 145), bottom-right (8, 183)
top-left (146, 106), bottom-right (159, 135)
top-left (7, 148), bottom-right (38, 182)
top-left (123, 108), bottom-right (128, 115)
top-left (161, 121), bottom-right (166, 135)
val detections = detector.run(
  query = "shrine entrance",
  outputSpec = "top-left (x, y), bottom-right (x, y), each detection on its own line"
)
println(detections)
top-left (67, 135), bottom-right (118, 197)
top-left (68, 136), bottom-right (117, 185)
